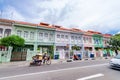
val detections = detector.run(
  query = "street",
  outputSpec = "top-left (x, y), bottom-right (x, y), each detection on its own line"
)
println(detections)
top-left (0, 59), bottom-right (119, 80)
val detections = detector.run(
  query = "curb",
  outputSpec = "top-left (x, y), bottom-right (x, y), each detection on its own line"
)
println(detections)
top-left (0, 58), bottom-right (111, 69)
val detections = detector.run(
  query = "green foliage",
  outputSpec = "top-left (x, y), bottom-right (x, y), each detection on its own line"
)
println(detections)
top-left (108, 34), bottom-right (120, 49)
top-left (72, 45), bottom-right (81, 50)
top-left (0, 35), bottom-right (25, 48)
top-left (49, 45), bottom-right (54, 59)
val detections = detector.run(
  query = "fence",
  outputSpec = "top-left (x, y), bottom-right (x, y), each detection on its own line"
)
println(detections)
top-left (54, 50), bottom-right (116, 60)
top-left (0, 46), bottom-right (12, 63)
top-left (26, 49), bottom-right (36, 61)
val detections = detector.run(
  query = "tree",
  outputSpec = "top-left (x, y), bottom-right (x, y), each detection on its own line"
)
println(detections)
top-left (72, 45), bottom-right (81, 50)
top-left (0, 35), bottom-right (25, 48)
top-left (108, 34), bottom-right (120, 55)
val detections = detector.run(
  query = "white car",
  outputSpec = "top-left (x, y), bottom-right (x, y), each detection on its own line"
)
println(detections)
top-left (109, 54), bottom-right (120, 69)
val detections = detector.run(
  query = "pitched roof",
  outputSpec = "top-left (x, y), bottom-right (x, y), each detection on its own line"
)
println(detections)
top-left (83, 31), bottom-right (94, 36)
top-left (0, 18), bottom-right (15, 23)
top-left (0, 19), bottom-right (112, 37)
top-left (87, 30), bottom-right (102, 34)
top-left (15, 21), bottom-right (38, 26)
top-left (83, 30), bottom-right (103, 36)
top-left (39, 22), bottom-right (55, 29)
top-left (103, 34), bottom-right (112, 38)
top-left (0, 18), bottom-right (38, 26)
top-left (70, 28), bottom-right (83, 33)
top-left (52, 25), bottom-right (70, 31)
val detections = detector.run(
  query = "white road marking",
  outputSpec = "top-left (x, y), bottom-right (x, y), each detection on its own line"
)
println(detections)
top-left (0, 63), bottom-right (107, 80)
top-left (76, 73), bottom-right (104, 80)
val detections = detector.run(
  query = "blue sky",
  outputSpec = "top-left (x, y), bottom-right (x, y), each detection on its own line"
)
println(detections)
top-left (0, 0), bottom-right (120, 34)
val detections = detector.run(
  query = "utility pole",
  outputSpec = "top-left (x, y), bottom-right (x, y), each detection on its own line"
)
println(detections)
top-left (0, 10), bottom-right (3, 18)
top-left (10, 12), bottom-right (13, 19)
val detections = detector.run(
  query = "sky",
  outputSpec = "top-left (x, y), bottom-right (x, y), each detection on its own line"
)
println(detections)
top-left (0, 0), bottom-right (120, 34)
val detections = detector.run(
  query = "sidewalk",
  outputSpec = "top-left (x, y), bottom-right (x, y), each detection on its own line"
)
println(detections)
top-left (0, 58), bottom-right (111, 68)
top-left (0, 59), bottom-right (67, 68)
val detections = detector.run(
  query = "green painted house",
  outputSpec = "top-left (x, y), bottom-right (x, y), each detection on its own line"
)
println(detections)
top-left (12, 22), bottom-right (56, 61)
top-left (93, 34), bottom-right (103, 48)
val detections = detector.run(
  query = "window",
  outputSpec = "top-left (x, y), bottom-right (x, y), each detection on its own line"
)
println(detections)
top-left (95, 38), bottom-right (99, 44)
top-left (49, 33), bottom-right (54, 41)
top-left (61, 35), bottom-right (64, 39)
top-left (38, 32), bottom-right (43, 40)
top-left (0, 28), bottom-right (3, 34)
top-left (89, 38), bottom-right (92, 43)
top-left (4, 29), bottom-right (11, 37)
top-left (71, 36), bottom-right (74, 40)
top-left (17, 30), bottom-right (22, 37)
top-left (57, 34), bottom-right (60, 38)
top-left (75, 36), bottom-right (77, 40)
top-left (50, 33), bottom-right (53, 38)
top-left (78, 36), bottom-right (82, 42)
top-left (44, 33), bottom-right (48, 38)
top-left (84, 37), bottom-right (86, 43)
top-left (30, 32), bottom-right (34, 40)
top-left (65, 35), bottom-right (68, 39)
top-left (86, 37), bottom-right (89, 42)
top-left (24, 31), bottom-right (28, 39)
top-left (105, 40), bottom-right (107, 44)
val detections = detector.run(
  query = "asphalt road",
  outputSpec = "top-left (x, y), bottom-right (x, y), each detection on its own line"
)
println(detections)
top-left (0, 59), bottom-right (119, 80)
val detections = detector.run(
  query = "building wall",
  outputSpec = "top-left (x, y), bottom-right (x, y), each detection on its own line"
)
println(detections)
top-left (55, 31), bottom-right (70, 46)
top-left (0, 25), bottom-right (12, 39)
top-left (70, 33), bottom-right (83, 47)
top-left (55, 30), bottom-right (83, 52)
top-left (93, 35), bottom-right (103, 48)
top-left (37, 28), bottom-right (55, 44)
top-left (0, 19), bottom-right (112, 61)
top-left (83, 35), bottom-right (93, 48)
top-left (13, 24), bottom-right (37, 44)
top-left (0, 22), bottom-right (13, 51)
top-left (103, 37), bottom-right (110, 47)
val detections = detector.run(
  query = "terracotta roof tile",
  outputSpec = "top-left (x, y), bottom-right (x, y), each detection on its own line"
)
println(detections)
top-left (0, 19), bottom-right (112, 37)
top-left (103, 34), bottom-right (112, 38)
top-left (0, 18), bottom-right (38, 26)
top-left (51, 25), bottom-right (70, 31)
top-left (40, 22), bottom-right (49, 26)
top-left (87, 30), bottom-right (102, 34)
top-left (70, 28), bottom-right (83, 33)
top-left (0, 18), bottom-right (15, 23)
top-left (15, 21), bottom-right (38, 26)
top-left (84, 31), bottom-right (94, 36)
top-left (39, 22), bottom-right (55, 29)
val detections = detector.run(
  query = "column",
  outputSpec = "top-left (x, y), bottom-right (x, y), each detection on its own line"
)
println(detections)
top-left (7, 46), bottom-right (13, 62)
top-left (81, 44), bottom-right (84, 59)
top-left (53, 44), bottom-right (56, 59)
top-left (92, 46), bottom-right (96, 58)
top-left (0, 52), bottom-right (1, 62)
top-left (34, 43), bottom-right (38, 55)
top-left (69, 44), bottom-right (71, 59)
top-left (2, 28), bottom-right (5, 38)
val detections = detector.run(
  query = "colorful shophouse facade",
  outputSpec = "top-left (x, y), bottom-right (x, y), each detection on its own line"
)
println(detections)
top-left (54, 26), bottom-right (83, 59)
top-left (13, 22), bottom-right (56, 61)
top-left (0, 19), bottom-right (56, 62)
top-left (0, 19), bottom-right (14, 62)
top-left (0, 18), bottom-right (112, 62)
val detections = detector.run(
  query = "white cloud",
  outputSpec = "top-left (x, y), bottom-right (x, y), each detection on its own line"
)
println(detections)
top-left (22, 0), bottom-right (120, 34)
top-left (1, 0), bottom-right (120, 34)
top-left (117, 31), bottom-right (120, 34)
top-left (1, 5), bottom-right (25, 21)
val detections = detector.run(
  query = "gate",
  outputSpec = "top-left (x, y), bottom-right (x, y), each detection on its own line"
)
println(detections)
top-left (11, 48), bottom-right (27, 61)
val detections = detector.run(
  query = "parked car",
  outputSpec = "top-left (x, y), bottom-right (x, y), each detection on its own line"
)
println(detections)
top-left (109, 54), bottom-right (120, 69)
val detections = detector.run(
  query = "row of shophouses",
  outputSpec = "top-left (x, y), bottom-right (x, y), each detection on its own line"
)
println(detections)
top-left (0, 18), bottom-right (112, 62)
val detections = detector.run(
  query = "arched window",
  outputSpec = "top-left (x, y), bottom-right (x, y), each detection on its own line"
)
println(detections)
top-left (4, 29), bottom-right (11, 37)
